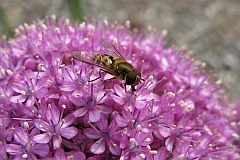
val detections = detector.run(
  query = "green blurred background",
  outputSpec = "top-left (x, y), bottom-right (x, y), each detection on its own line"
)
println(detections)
top-left (0, 0), bottom-right (240, 101)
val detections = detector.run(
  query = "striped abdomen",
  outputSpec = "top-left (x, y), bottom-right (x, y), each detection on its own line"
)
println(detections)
top-left (93, 54), bottom-right (115, 68)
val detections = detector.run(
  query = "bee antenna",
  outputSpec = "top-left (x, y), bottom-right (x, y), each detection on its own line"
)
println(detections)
top-left (139, 60), bottom-right (144, 70)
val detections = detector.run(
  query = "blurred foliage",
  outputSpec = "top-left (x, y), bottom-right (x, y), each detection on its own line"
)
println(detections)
top-left (68, 0), bottom-right (84, 21)
top-left (0, 2), bottom-right (14, 37)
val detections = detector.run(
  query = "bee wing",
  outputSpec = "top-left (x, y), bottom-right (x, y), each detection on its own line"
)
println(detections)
top-left (101, 38), bottom-right (126, 60)
top-left (72, 51), bottom-right (116, 75)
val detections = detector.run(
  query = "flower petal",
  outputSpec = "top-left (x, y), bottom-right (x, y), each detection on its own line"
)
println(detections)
top-left (36, 88), bottom-right (48, 99)
top-left (83, 128), bottom-right (101, 139)
top-left (165, 136), bottom-right (175, 152)
top-left (89, 110), bottom-right (101, 122)
top-left (31, 144), bottom-right (49, 157)
top-left (72, 151), bottom-right (86, 160)
top-left (14, 127), bottom-right (28, 145)
top-left (73, 107), bottom-right (88, 117)
top-left (46, 103), bottom-right (60, 125)
top-left (54, 148), bottom-right (67, 160)
top-left (34, 119), bottom-right (52, 132)
top-left (9, 95), bottom-right (27, 103)
top-left (61, 114), bottom-right (75, 128)
top-left (90, 139), bottom-right (105, 154)
top-left (59, 84), bottom-right (76, 92)
top-left (159, 126), bottom-right (171, 138)
top-left (69, 95), bottom-right (85, 106)
top-left (53, 134), bottom-right (62, 149)
top-left (154, 147), bottom-right (168, 160)
top-left (26, 96), bottom-right (35, 107)
top-left (5, 144), bottom-right (21, 155)
top-left (111, 95), bottom-right (125, 105)
top-left (60, 126), bottom-right (78, 139)
top-left (107, 140), bottom-right (121, 155)
top-left (116, 114), bottom-right (128, 127)
top-left (114, 84), bottom-right (125, 97)
top-left (97, 105), bottom-right (112, 114)
top-left (33, 133), bottom-right (52, 143)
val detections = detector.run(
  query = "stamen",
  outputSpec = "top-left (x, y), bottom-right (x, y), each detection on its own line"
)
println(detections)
top-left (79, 22), bottom-right (86, 30)
top-left (6, 69), bottom-right (13, 76)
top-left (20, 90), bottom-right (26, 95)
top-left (23, 122), bottom-right (29, 129)
top-left (54, 27), bottom-right (60, 33)
top-left (65, 19), bottom-right (70, 25)
top-left (125, 20), bottom-right (131, 28)
top-left (136, 124), bottom-right (141, 131)
top-left (68, 26), bottom-right (75, 33)
top-left (104, 19), bottom-right (109, 26)
top-left (139, 153), bottom-right (146, 159)
top-left (149, 150), bottom-right (158, 154)
top-left (113, 38), bottom-right (118, 45)
top-left (22, 153), bottom-right (28, 158)
top-left (167, 92), bottom-right (175, 98)
top-left (129, 138), bottom-right (135, 143)
top-left (144, 138), bottom-right (151, 143)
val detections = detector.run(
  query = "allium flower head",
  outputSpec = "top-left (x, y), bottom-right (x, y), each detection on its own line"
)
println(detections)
top-left (0, 16), bottom-right (239, 159)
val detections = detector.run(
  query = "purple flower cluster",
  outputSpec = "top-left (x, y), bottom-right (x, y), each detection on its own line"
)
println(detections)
top-left (230, 102), bottom-right (240, 155)
top-left (0, 16), bottom-right (239, 159)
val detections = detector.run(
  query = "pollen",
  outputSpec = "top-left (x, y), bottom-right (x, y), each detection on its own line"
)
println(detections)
top-left (149, 150), bottom-right (158, 154)
top-left (84, 37), bottom-right (89, 43)
top-left (68, 26), bottom-right (75, 33)
top-left (6, 69), bottom-right (13, 76)
top-left (56, 57), bottom-right (60, 62)
top-left (54, 27), bottom-right (60, 33)
top-left (79, 22), bottom-right (86, 30)
top-left (139, 153), bottom-right (146, 159)
top-left (103, 19), bottom-right (109, 26)
top-left (20, 90), bottom-right (26, 95)
top-left (167, 92), bottom-right (175, 98)
top-left (148, 75), bottom-right (153, 82)
top-left (120, 156), bottom-right (125, 160)
top-left (48, 132), bottom-right (52, 136)
top-left (65, 19), bottom-right (70, 25)
top-left (144, 138), bottom-right (151, 143)
top-left (0, 94), bottom-right (5, 98)
top-left (23, 122), bottom-right (29, 129)
top-left (136, 124), bottom-right (141, 131)
top-left (41, 24), bottom-right (48, 30)
top-left (113, 38), bottom-right (118, 45)
top-left (22, 153), bottom-right (28, 158)
top-left (48, 104), bottom-right (52, 108)
top-left (129, 138), bottom-right (136, 143)
top-left (125, 20), bottom-right (131, 28)
top-left (177, 89), bottom-right (184, 94)
top-left (51, 14), bottom-right (56, 20)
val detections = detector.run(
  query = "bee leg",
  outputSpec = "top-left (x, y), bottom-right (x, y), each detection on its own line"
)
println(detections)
top-left (88, 76), bottom-right (101, 82)
top-left (131, 86), bottom-right (136, 92)
top-left (103, 77), bottom-right (116, 90)
top-left (124, 83), bottom-right (127, 93)
top-left (124, 84), bottom-right (137, 96)
top-left (88, 69), bottom-right (106, 82)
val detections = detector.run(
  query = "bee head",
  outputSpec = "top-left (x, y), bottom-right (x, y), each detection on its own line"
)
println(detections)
top-left (125, 69), bottom-right (142, 87)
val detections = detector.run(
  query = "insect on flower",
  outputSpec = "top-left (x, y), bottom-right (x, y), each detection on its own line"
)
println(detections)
top-left (73, 38), bottom-right (143, 92)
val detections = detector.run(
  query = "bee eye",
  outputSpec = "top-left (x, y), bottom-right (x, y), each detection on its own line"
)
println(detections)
top-left (126, 72), bottom-right (137, 85)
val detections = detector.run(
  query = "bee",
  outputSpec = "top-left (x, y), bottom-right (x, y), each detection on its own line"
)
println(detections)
top-left (72, 38), bottom-right (143, 92)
